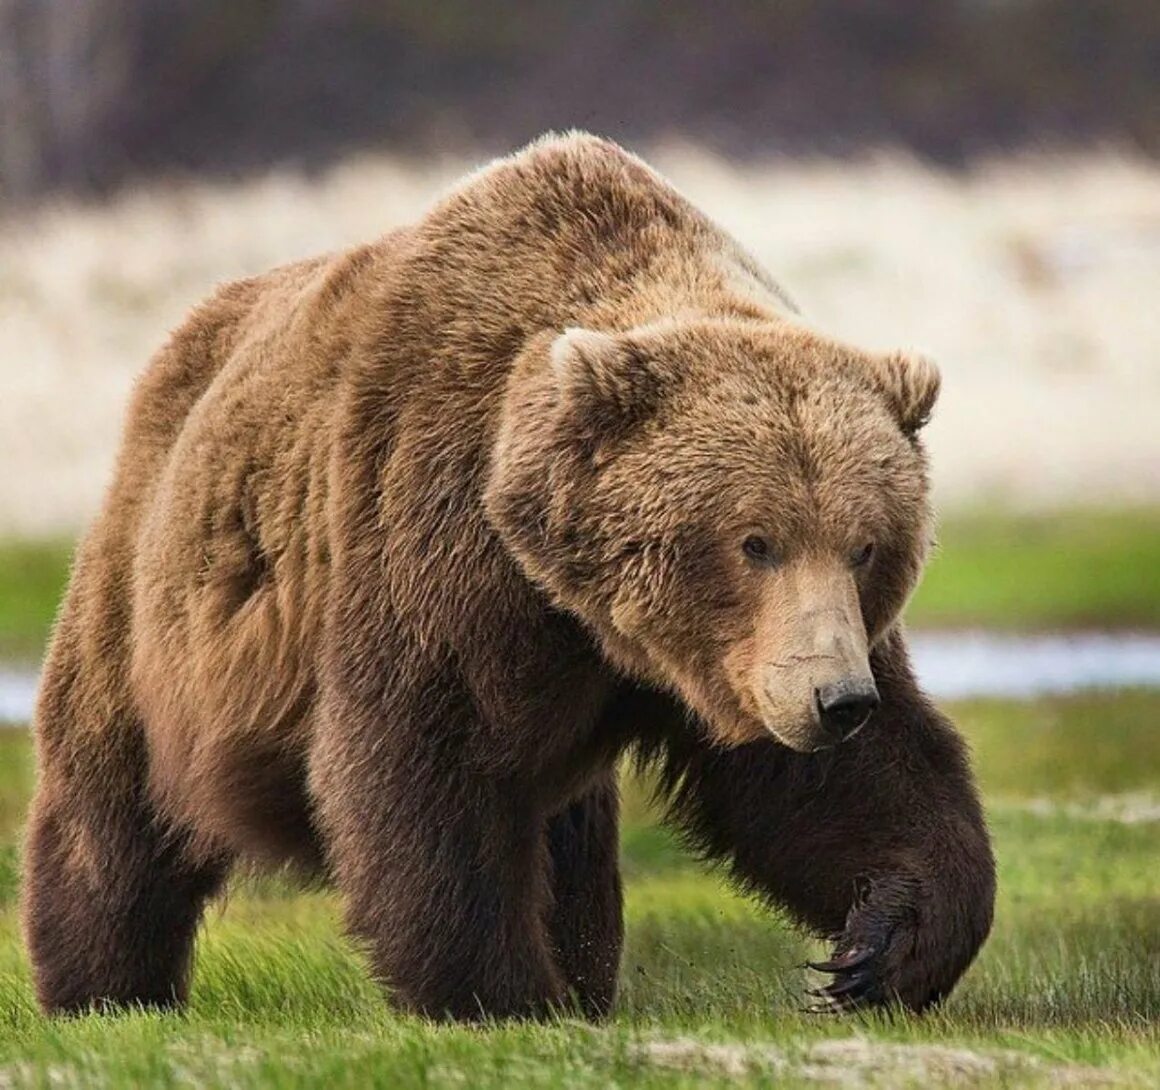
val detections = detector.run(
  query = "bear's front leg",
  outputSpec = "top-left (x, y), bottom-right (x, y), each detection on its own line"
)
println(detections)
top-left (546, 774), bottom-right (624, 1018)
top-left (650, 630), bottom-right (995, 1013)
top-left (310, 682), bottom-right (566, 1021)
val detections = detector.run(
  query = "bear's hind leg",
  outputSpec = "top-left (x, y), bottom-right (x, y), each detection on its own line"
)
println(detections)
top-left (546, 775), bottom-right (624, 1019)
top-left (24, 635), bottom-right (230, 1017)
top-left (24, 782), bottom-right (229, 1015)
top-left (23, 772), bottom-right (230, 1016)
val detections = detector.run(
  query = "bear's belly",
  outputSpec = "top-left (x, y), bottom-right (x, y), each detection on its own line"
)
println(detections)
top-left (140, 663), bottom-right (323, 867)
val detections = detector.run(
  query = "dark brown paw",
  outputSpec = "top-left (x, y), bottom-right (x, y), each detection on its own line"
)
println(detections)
top-left (805, 947), bottom-right (886, 1012)
top-left (803, 878), bottom-right (922, 1014)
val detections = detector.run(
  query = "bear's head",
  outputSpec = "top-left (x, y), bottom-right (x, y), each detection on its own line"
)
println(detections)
top-left (486, 318), bottom-right (939, 752)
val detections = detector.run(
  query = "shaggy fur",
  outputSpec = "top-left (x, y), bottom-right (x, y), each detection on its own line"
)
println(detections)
top-left (24, 133), bottom-right (994, 1021)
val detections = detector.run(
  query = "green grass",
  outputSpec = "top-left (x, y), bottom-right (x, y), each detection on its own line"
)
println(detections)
top-left (0, 540), bottom-right (71, 662)
top-left (1, 510), bottom-right (1158, 660)
top-left (0, 693), bottom-right (1158, 1087)
top-left (908, 508), bottom-right (1160, 631)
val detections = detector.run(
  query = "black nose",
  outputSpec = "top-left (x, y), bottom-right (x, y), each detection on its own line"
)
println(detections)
top-left (816, 679), bottom-right (880, 741)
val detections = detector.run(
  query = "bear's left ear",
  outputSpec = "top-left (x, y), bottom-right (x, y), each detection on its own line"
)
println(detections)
top-left (549, 327), bottom-right (666, 428)
top-left (867, 350), bottom-right (941, 437)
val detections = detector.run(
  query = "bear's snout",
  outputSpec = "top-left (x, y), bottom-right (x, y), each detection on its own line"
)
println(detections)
top-left (815, 677), bottom-right (880, 742)
top-left (743, 559), bottom-right (880, 752)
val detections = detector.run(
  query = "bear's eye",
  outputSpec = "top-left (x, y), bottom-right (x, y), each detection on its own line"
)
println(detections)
top-left (851, 542), bottom-right (876, 567)
top-left (742, 535), bottom-right (778, 566)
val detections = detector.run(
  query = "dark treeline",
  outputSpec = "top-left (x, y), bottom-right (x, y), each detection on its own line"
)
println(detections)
top-left (2, 0), bottom-right (1159, 200)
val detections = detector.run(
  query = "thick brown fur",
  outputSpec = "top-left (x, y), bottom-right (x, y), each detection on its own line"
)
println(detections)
top-left (24, 133), bottom-right (994, 1021)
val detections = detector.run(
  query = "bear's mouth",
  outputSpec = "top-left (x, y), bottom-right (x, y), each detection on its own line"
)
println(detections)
top-left (751, 700), bottom-right (834, 753)
top-left (770, 724), bottom-right (836, 754)
top-left (752, 683), bottom-right (876, 754)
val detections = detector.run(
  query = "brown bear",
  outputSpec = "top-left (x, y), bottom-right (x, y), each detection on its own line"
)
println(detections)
top-left (23, 133), bottom-right (994, 1021)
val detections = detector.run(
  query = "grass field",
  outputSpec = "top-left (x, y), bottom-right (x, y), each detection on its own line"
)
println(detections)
top-left (0, 691), bottom-right (1158, 1088)
top-left (914, 509), bottom-right (1160, 632)
top-left (3, 508), bottom-right (1158, 660)
top-left (1, 510), bottom-right (1157, 1084)
top-left (0, 540), bottom-right (72, 662)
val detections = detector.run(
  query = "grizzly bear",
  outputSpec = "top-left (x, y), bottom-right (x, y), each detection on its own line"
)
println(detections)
top-left (24, 133), bottom-right (994, 1021)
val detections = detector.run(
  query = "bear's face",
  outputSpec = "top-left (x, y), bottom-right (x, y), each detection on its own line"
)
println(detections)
top-left (487, 319), bottom-right (939, 752)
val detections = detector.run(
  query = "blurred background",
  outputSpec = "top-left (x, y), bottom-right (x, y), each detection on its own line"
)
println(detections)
top-left (1, 3), bottom-right (1159, 1075)
top-left (3, 0), bottom-right (1160, 541)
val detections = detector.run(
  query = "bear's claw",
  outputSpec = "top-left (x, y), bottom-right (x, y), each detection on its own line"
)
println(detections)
top-left (804, 960), bottom-right (887, 1013)
top-left (804, 945), bottom-right (874, 974)
top-left (803, 879), bottom-right (921, 1013)
top-left (804, 905), bottom-right (904, 1013)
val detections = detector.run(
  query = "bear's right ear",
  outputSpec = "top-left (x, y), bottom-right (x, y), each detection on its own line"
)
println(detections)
top-left (549, 327), bottom-right (665, 429)
top-left (867, 350), bottom-right (941, 438)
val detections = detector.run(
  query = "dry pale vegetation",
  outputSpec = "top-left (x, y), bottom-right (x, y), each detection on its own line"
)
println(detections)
top-left (2, 145), bottom-right (1159, 537)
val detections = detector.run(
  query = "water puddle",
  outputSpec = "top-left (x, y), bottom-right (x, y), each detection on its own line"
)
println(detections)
top-left (908, 631), bottom-right (1160, 701)
top-left (2, 631), bottom-right (1159, 724)
top-left (0, 669), bottom-right (37, 726)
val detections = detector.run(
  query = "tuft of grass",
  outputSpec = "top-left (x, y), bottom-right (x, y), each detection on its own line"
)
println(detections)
top-left (963, 689), bottom-right (1160, 800)
top-left (0, 540), bottom-right (72, 662)
top-left (0, 731), bottom-right (34, 844)
top-left (0, 692), bottom-right (1158, 1086)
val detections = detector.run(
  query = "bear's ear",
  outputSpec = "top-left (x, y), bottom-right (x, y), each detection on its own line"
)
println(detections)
top-left (868, 350), bottom-right (941, 437)
top-left (549, 327), bottom-right (665, 428)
